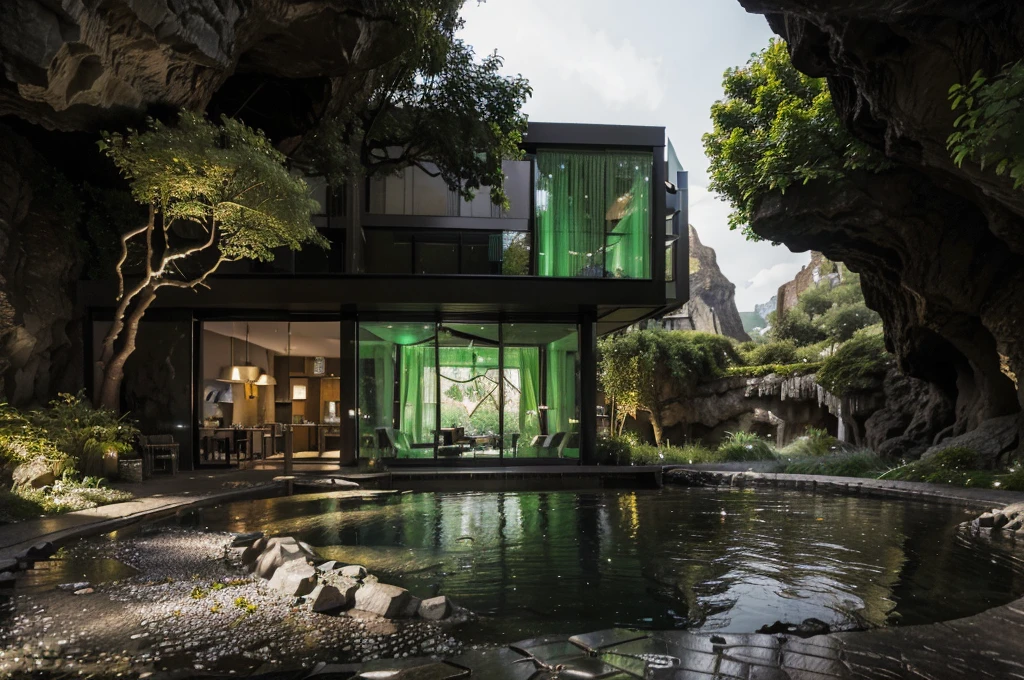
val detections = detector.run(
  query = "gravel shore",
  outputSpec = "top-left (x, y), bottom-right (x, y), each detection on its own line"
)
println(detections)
top-left (0, 527), bottom-right (467, 678)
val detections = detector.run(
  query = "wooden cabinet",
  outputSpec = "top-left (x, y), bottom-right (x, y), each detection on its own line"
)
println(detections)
top-left (321, 378), bottom-right (341, 402)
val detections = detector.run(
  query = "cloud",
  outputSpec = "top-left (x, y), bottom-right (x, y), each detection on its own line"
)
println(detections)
top-left (459, 0), bottom-right (666, 116)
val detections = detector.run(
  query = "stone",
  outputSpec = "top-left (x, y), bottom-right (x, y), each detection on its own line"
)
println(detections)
top-left (418, 596), bottom-right (453, 621)
top-left (73, 588), bottom-right (94, 595)
top-left (923, 415), bottom-right (1021, 463)
top-left (241, 537), bottom-right (268, 569)
top-left (679, 225), bottom-right (750, 341)
top-left (992, 513), bottom-right (1010, 530)
top-left (58, 582), bottom-right (90, 592)
top-left (0, 572), bottom-right (15, 588)
top-left (316, 560), bottom-right (341, 573)
top-left (267, 560), bottom-right (317, 597)
top-left (12, 457), bottom-right (55, 489)
top-left (20, 542), bottom-right (55, 561)
top-left (230, 532), bottom-right (264, 548)
top-left (399, 595), bottom-right (422, 619)
top-left (353, 582), bottom-right (411, 618)
top-left (340, 564), bottom-right (367, 579)
top-left (255, 540), bottom-right (315, 580)
top-left (307, 584), bottom-right (350, 614)
top-left (978, 513), bottom-right (995, 528)
top-left (1007, 519), bottom-right (1023, 532)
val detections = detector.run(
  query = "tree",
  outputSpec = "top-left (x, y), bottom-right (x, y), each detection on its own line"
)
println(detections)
top-left (703, 39), bottom-right (887, 239)
top-left (598, 331), bottom-right (737, 445)
top-left (302, 1), bottom-right (532, 207)
top-left (94, 113), bottom-right (327, 410)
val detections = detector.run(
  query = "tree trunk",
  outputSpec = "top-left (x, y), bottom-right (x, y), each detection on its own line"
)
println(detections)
top-left (97, 288), bottom-right (157, 411)
top-left (649, 409), bottom-right (664, 446)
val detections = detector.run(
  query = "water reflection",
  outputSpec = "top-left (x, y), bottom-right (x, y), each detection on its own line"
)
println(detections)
top-left (175, 488), bottom-right (1024, 643)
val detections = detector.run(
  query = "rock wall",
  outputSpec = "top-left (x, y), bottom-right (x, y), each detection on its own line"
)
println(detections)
top-left (776, 252), bottom-right (833, 316)
top-left (0, 123), bottom-right (82, 406)
top-left (683, 225), bottom-right (750, 341)
top-left (736, 0), bottom-right (1024, 458)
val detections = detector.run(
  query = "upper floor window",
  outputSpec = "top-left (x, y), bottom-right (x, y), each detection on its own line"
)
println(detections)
top-left (366, 161), bottom-right (531, 219)
top-left (535, 150), bottom-right (652, 279)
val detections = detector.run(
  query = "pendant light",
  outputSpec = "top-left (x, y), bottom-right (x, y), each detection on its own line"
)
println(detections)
top-left (218, 323), bottom-right (262, 383)
top-left (255, 347), bottom-right (277, 386)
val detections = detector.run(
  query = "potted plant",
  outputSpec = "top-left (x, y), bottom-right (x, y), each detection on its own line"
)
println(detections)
top-left (117, 450), bottom-right (144, 483)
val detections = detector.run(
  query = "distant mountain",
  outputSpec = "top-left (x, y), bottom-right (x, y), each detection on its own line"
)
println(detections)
top-left (739, 312), bottom-right (766, 335)
top-left (755, 295), bottom-right (777, 320)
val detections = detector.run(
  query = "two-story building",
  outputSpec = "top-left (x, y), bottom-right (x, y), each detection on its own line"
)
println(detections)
top-left (81, 122), bottom-right (688, 469)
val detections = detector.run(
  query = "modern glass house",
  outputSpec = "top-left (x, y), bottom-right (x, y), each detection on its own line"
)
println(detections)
top-left (81, 123), bottom-right (688, 469)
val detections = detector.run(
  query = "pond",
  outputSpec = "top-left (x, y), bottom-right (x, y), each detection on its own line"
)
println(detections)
top-left (173, 487), bottom-right (1024, 644)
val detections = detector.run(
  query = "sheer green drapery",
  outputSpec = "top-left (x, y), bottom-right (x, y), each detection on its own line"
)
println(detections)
top-left (358, 341), bottom-right (394, 451)
top-left (509, 347), bottom-right (540, 441)
top-left (399, 345), bottom-right (435, 444)
top-left (535, 150), bottom-right (653, 278)
top-left (546, 346), bottom-right (577, 435)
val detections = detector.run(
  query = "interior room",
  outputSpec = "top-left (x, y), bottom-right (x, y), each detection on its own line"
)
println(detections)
top-left (358, 321), bottom-right (580, 461)
top-left (200, 321), bottom-right (343, 465)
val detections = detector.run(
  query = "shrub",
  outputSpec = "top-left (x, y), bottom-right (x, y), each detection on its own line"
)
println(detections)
top-left (780, 427), bottom-right (839, 457)
top-left (816, 332), bottom-right (893, 396)
top-left (768, 309), bottom-right (827, 346)
top-left (595, 435), bottom-right (633, 465)
top-left (724, 363), bottom-right (821, 378)
top-left (998, 468), bottom-right (1024, 492)
top-left (716, 431), bottom-right (777, 461)
top-left (879, 447), bottom-right (994, 488)
top-left (777, 449), bottom-right (886, 477)
top-left (744, 340), bottom-right (798, 366)
top-left (817, 303), bottom-right (882, 343)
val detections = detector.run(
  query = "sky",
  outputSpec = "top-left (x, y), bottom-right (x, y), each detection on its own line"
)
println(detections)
top-left (458, 0), bottom-right (811, 312)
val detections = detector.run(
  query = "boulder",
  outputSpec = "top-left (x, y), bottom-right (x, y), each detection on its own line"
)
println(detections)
top-left (73, 588), bottom-right (94, 595)
top-left (20, 542), bottom-right (55, 561)
top-left (58, 581), bottom-right (90, 592)
top-left (978, 513), bottom-right (995, 528)
top-left (316, 560), bottom-right (342, 573)
top-left (418, 596), bottom-right (453, 621)
top-left (353, 582), bottom-right (411, 618)
top-left (241, 538), bottom-right (267, 570)
top-left (307, 584), bottom-right (354, 614)
top-left (255, 540), bottom-right (314, 580)
top-left (267, 560), bottom-right (317, 597)
top-left (12, 457), bottom-right (55, 489)
top-left (340, 564), bottom-right (367, 580)
top-left (399, 595), bottom-right (422, 619)
top-left (923, 415), bottom-right (1021, 463)
top-left (993, 513), bottom-right (1010, 530)
top-left (230, 532), bottom-right (264, 548)
top-left (1007, 519), bottom-right (1023, 532)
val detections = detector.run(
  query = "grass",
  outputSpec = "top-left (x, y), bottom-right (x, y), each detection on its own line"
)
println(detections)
top-left (773, 449), bottom-right (887, 477)
top-left (716, 431), bottom-right (777, 461)
top-left (0, 489), bottom-right (45, 523)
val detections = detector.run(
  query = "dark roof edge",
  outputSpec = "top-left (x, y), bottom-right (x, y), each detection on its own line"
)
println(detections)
top-left (525, 122), bottom-right (665, 148)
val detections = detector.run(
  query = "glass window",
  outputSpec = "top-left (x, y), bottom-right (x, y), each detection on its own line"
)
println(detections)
top-left (358, 323), bottom-right (437, 459)
top-left (415, 233), bottom-right (459, 274)
top-left (502, 323), bottom-right (579, 459)
top-left (535, 150), bottom-right (652, 279)
top-left (365, 230), bottom-right (413, 274)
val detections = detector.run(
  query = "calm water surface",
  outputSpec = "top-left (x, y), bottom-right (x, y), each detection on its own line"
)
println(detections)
top-left (176, 488), bottom-right (1024, 642)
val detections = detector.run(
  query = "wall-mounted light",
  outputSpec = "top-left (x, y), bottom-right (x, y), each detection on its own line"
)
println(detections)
top-left (292, 384), bottom-right (307, 400)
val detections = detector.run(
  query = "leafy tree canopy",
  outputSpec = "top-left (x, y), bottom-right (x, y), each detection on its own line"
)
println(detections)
top-left (304, 0), bottom-right (531, 208)
top-left (703, 39), bottom-right (887, 239)
top-left (948, 60), bottom-right (1024, 190)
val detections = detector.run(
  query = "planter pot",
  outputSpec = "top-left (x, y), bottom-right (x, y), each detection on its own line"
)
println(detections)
top-left (102, 450), bottom-right (119, 478)
top-left (118, 459), bottom-right (143, 483)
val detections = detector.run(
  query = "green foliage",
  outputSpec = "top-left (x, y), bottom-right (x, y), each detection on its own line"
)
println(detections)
top-left (742, 340), bottom-right (798, 365)
top-left (947, 61), bottom-right (1024, 189)
top-left (306, 2), bottom-right (531, 208)
top-left (595, 435), bottom-right (753, 466)
top-left (724, 363), bottom-right (822, 378)
top-left (100, 112), bottom-right (327, 264)
top-left (234, 596), bottom-right (258, 614)
top-left (716, 431), bottom-right (777, 461)
top-left (880, 447), bottom-right (993, 487)
top-left (997, 467), bottom-right (1024, 492)
top-left (0, 489), bottom-right (45, 523)
top-left (501, 233), bottom-right (530, 275)
top-left (598, 330), bottom-right (739, 434)
top-left (780, 427), bottom-right (839, 457)
top-left (776, 449), bottom-right (885, 477)
top-left (704, 39), bottom-right (888, 239)
top-left (766, 309), bottom-right (826, 345)
top-left (816, 303), bottom-right (881, 343)
top-left (816, 331), bottom-right (893, 396)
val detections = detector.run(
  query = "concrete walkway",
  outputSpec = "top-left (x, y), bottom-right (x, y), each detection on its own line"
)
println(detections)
top-left (0, 468), bottom-right (286, 559)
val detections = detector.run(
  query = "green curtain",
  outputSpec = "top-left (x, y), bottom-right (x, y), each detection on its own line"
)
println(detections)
top-left (546, 346), bottom-right (577, 435)
top-left (512, 347), bottom-right (541, 441)
top-left (535, 150), bottom-right (652, 278)
top-left (358, 342), bottom-right (394, 442)
top-left (399, 345), bottom-right (435, 443)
